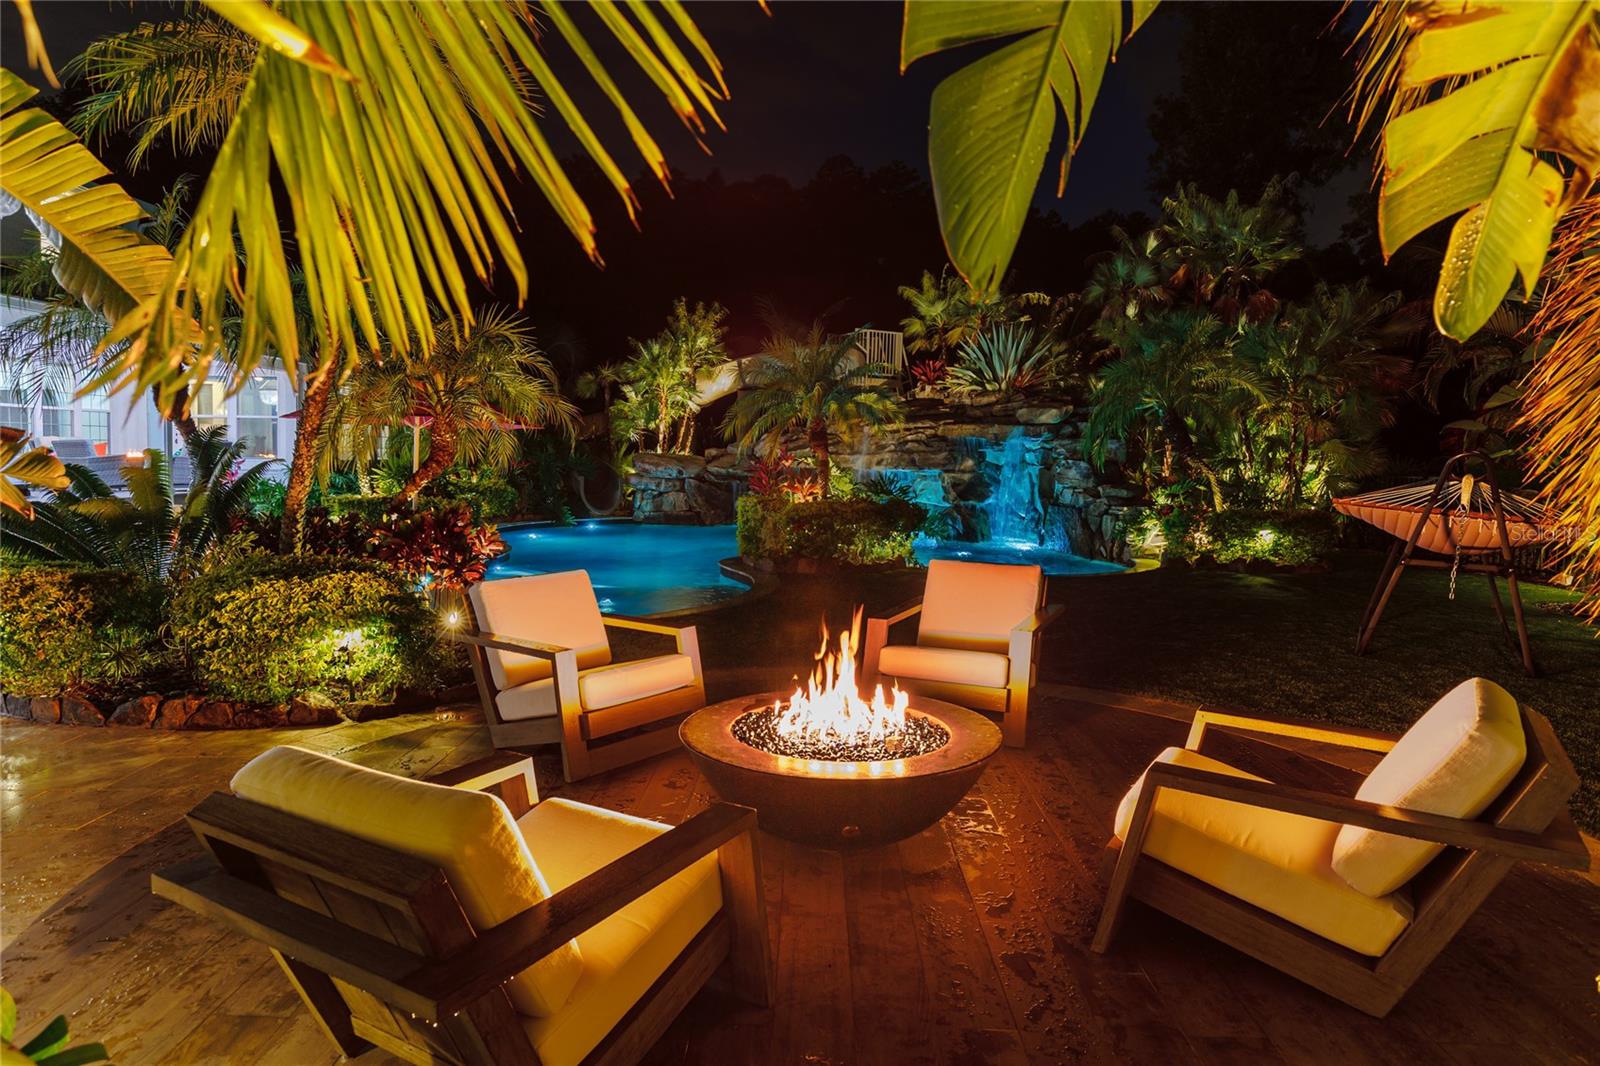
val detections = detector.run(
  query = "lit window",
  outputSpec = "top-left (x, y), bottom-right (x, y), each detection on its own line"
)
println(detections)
top-left (236, 371), bottom-right (279, 455)
top-left (190, 379), bottom-right (228, 438)
top-left (40, 382), bottom-right (71, 438)
top-left (80, 385), bottom-right (111, 449)
top-left (0, 376), bottom-right (28, 433)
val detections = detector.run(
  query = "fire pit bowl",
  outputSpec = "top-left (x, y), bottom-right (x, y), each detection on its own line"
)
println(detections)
top-left (680, 692), bottom-right (1002, 848)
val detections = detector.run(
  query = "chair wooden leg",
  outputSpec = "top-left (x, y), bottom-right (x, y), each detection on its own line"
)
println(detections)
top-left (716, 826), bottom-right (774, 1007)
top-left (1093, 780), bottom-right (1160, 953)
top-left (1001, 687), bottom-right (1028, 748)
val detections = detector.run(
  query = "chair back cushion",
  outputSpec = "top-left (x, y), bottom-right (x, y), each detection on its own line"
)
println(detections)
top-left (469, 571), bottom-right (612, 690)
top-left (918, 559), bottom-right (1044, 653)
top-left (231, 746), bottom-right (584, 1017)
top-left (1332, 678), bottom-right (1526, 897)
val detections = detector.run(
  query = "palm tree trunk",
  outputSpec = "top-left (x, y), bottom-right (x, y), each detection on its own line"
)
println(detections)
top-left (809, 420), bottom-right (831, 498)
top-left (159, 385), bottom-right (200, 447)
top-left (656, 386), bottom-right (671, 451)
top-left (280, 367), bottom-right (333, 551)
top-left (402, 418), bottom-right (456, 500)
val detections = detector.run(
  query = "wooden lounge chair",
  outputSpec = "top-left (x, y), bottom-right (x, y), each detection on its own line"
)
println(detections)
top-left (862, 559), bottom-right (1062, 747)
top-left (460, 570), bottom-right (706, 781)
top-left (1093, 678), bottom-right (1588, 1017)
top-left (152, 747), bottom-right (772, 1066)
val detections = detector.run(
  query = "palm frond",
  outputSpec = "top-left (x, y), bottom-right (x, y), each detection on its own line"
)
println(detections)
top-left (96, 0), bottom-right (728, 416)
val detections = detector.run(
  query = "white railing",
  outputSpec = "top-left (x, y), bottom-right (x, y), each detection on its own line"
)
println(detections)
top-left (849, 329), bottom-right (906, 377)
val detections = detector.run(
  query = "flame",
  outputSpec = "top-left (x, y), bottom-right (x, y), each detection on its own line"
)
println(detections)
top-left (774, 606), bottom-right (910, 751)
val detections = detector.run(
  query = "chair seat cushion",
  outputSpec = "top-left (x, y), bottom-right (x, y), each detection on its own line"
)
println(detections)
top-left (517, 799), bottom-right (722, 1066)
top-left (495, 654), bottom-right (697, 722)
top-left (878, 643), bottom-right (1009, 688)
top-left (1333, 677), bottom-right (1526, 897)
top-left (1114, 747), bottom-right (1413, 957)
top-left (230, 746), bottom-right (583, 1018)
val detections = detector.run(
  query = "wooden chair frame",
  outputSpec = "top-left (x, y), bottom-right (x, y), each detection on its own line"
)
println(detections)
top-left (458, 595), bottom-right (706, 782)
top-left (1092, 705), bottom-right (1587, 1017)
top-left (861, 586), bottom-right (1063, 748)
top-left (152, 752), bottom-right (773, 1066)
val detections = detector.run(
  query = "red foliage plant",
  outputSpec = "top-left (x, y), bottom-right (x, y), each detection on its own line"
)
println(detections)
top-left (369, 505), bottom-right (506, 590)
top-left (911, 357), bottom-right (948, 386)
top-left (748, 449), bottom-right (796, 497)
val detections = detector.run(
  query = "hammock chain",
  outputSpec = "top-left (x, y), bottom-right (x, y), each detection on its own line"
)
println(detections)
top-left (1448, 544), bottom-right (1461, 601)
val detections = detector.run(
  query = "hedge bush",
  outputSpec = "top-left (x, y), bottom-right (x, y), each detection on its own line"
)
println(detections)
top-left (423, 467), bottom-right (519, 521)
top-left (0, 562), bottom-right (169, 698)
top-left (169, 555), bottom-right (442, 704)
top-left (737, 495), bottom-right (925, 566)
top-left (1181, 508), bottom-right (1338, 567)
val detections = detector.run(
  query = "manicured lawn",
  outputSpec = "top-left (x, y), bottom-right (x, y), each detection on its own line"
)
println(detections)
top-left (678, 552), bottom-right (1599, 831)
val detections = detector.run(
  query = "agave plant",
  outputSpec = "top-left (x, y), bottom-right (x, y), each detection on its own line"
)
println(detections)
top-left (7, 427), bottom-right (275, 581)
top-left (946, 324), bottom-right (1066, 398)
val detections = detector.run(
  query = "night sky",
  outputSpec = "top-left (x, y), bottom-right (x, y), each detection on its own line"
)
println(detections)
top-left (3, 1), bottom-right (1206, 227)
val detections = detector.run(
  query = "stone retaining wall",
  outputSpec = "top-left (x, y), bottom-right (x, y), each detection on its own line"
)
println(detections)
top-left (0, 685), bottom-right (474, 729)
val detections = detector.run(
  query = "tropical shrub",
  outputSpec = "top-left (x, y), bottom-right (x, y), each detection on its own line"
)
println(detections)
top-left (1178, 509), bottom-right (1338, 568)
top-left (723, 323), bottom-right (903, 496)
top-left (6, 431), bottom-right (275, 580)
top-left (737, 495), bottom-right (925, 566)
top-left (323, 493), bottom-right (408, 525)
top-left (170, 555), bottom-right (441, 704)
top-left (370, 505), bottom-right (506, 590)
top-left (0, 562), bottom-right (169, 698)
top-left (947, 324), bottom-right (1065, 397)
top-left (421, 467), bottom-right (519, 521)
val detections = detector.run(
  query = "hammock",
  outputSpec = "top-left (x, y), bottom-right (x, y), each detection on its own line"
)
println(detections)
top-left (1333, 475), bottom-right (1555, 555)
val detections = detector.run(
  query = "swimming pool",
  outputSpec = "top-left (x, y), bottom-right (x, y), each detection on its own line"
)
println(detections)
top-left (489, 521), bottom-right (748, 616)
top-left (913, 538), bottom-right (1128, 576)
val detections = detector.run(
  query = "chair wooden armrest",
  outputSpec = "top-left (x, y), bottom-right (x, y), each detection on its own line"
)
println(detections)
top-left (875, 596), bottom-right (924, 627)
top-left (153, 858), bottom-right (439, 1016)
top-left (1186, 708), bottom-right (1399, 754)
top-left (603, 616), bottom-right (704, 668)
top-left (454, 630), bottom-right (570, 661)
top-left (1012, 603), bottom-right (1064, 635)
top-left (1133, 762), bottom-right (1587, 868)
top-left (407, 802), bottom-right (761, 1019)
top-left (602, 614), bottom-right (688, 637)
top-left (425, 754), bottom-right (537, 818)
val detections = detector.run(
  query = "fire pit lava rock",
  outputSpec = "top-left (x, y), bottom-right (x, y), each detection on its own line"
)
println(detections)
top-left (680, 692), bottom-right (1002, 848)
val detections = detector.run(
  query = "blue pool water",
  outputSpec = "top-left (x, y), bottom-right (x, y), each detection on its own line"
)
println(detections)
top-left (489, 522), bottom-right (747, 616)
top-left (914, 538), bottom-right (1128, 576)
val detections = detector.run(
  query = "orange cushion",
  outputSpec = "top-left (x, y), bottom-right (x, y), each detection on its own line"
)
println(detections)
top-left (469, 571), bottom-right (611, 689)
top-left (878, 643), bottom-right (1009, 688)
top-left (230, 746), bottom-right (583, 1017)
top-left (918, 559), bottom-right (1042, 653)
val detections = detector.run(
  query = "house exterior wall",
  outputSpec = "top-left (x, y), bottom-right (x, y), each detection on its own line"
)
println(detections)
top-left (1, 295), bottom-right (297, 463)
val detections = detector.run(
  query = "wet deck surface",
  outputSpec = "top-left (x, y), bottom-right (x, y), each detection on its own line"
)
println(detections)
top-left (2, 686), bottom-right (1597, 1065)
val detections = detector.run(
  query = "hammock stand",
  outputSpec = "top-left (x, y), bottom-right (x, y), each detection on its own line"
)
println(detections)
top-left (1333, 451), bottom-right (1552, 677)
